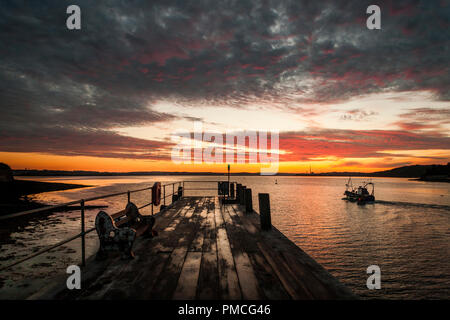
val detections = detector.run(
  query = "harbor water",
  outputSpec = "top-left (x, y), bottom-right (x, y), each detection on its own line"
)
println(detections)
top-left (0, 176), bottom-right (449, 299)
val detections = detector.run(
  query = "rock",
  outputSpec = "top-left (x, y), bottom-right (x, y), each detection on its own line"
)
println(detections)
top-left (0, 163), bottom-right (14, 183)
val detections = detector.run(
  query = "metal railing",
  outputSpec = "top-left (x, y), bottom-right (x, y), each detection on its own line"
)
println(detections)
top-left (0, 181), bottom-right (184, 272)
top-left (182, 180), bottom-right (235, 193)
top-left (0, 180), bottom-right (235, 272)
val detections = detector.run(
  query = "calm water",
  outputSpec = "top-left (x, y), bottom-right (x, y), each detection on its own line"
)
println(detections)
top-left (0, 176), bottom-right (449, 299)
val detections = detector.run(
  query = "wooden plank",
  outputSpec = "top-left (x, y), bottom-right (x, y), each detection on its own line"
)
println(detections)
top-left (148, 198), bottom-right (203, 298)
top-left (173, 252), bottom-right (202, 299)
top-left (158, 205), bottom-right (202, 250)
top-left (217, 205), bottom-right (286, 300)
top-left (281, 250), bottom-right (335, 299)
top-left (230, 204), bottom-right (258, 235)
top-left (200, 206), bottom-right (208, 219)
top-left (233, 252), bottom-right (260, 300)
top-left (203, 199), bottom-right (217, 251)
top-left (164, 218), bottom-right (181, 232)
top-left (257, 241), bottom-right (313, 300)
top-left (222, 205), bottom-right (261, 300)
top-left (223, 205), bottom-right (259, 253)
top-left (101, 258), bottom-right (145, 299)
top-left (247, 251), bottom-right (290, 300)
top-left (189, 209), bottom-right (206, 251)
top-left (196, 197), bottom-right (219, 299)
top-left (153, 198), bottom-right (189, 230)
top-left (149, 246), bottom-right (189, 300)
top-left (146, 201), bottom-right (193, 252)
top-left (127, 200), bottom-right (198, 298)
top-left (130, 252), bottom-right (171, 299)
top-left (214, 198), bottom-right (224, 228)
top-left (216, 227), bottom-right (241, 299)
top-left (197, 240), bottom-right (219, 299)
top-left (78, 258), bottom-right (124, 299)
top-left (185, 199), bottom-right (200, 218)
top-left (189, 232), bottom-right (204, 252)
top-left (188, 198), bottom-right (210, 252)
top-left (164, 207), bottom-right (187, 232)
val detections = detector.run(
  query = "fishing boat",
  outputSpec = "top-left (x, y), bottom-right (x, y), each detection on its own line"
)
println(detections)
top-left (343, 178), bottom-right (375, 204)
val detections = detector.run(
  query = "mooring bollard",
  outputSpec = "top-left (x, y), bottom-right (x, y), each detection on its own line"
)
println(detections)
top-left (245, 188), bottom-right (253, 213)
top-left (258, 193), bottom-right (271, 231)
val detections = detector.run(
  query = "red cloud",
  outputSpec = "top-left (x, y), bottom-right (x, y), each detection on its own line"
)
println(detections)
top-left (278, 129), bottom-right (450, 161)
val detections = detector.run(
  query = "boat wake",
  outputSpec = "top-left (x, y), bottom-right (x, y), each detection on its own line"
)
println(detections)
top-left (375, 200), bottom-right (450, 211)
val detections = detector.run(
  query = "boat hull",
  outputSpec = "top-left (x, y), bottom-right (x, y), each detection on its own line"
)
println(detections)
top-left (343, 191), bottom-right (375, 204)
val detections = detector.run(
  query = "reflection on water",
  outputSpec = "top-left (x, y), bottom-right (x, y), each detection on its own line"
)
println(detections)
top-left (1, 176), bottom-right (449, 299)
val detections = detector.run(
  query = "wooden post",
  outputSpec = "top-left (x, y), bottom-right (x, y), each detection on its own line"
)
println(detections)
top-left (240, 186), bottom-right (246, 205)
top-left (236, 184), bottom-right (242, 202)
top-left (227, 164), bottom-right (230, 198)
top-left (178, 186), bottom-right (183, 198)
top-left (172, 194), bottom-right (178, 203)
top-left (230, 182), bottom-right (235, 198)
top-left (163, 185), bottom-right (166, 206)
top-left (258, 193), bottom-right (271, 231)
top-left (80, 199), bottom-right (86, 266)
top-left (127, 191), bottom-right (130, 203)
top-left (245, 188), bottom-right (252, 213)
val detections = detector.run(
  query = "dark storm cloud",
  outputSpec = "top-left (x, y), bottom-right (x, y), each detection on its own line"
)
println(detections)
top-left (0, 0), bottom-right (448, 158)
top-left (0, 126), bottom-right (174, 160)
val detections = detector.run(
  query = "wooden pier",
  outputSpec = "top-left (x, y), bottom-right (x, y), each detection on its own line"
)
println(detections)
top-left (38, 195), bottom-right (356, 300)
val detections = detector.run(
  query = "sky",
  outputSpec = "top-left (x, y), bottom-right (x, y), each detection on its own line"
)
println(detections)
top-left (0, 0), bottom-right (449, 173)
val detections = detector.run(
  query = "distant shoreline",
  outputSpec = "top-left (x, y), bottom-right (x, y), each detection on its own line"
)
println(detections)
top-left (412, 177), bottom-right (450, 183)
top-left (12, 163), bottom-right (449, 179)
top-left (12, 173), bottom-right (446, 179)
top-left (0, 180), bottom-right (89, 216)
top-left (10, 171), bottom-right (430, 178)
top-left (2, 180), bottom-right (88, 196)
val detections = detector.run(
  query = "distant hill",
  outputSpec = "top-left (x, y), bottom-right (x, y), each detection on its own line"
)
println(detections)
top-left (371, 165), bottom-right (431, 178)
top-left (372, 163), bottom-right (450, 179)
